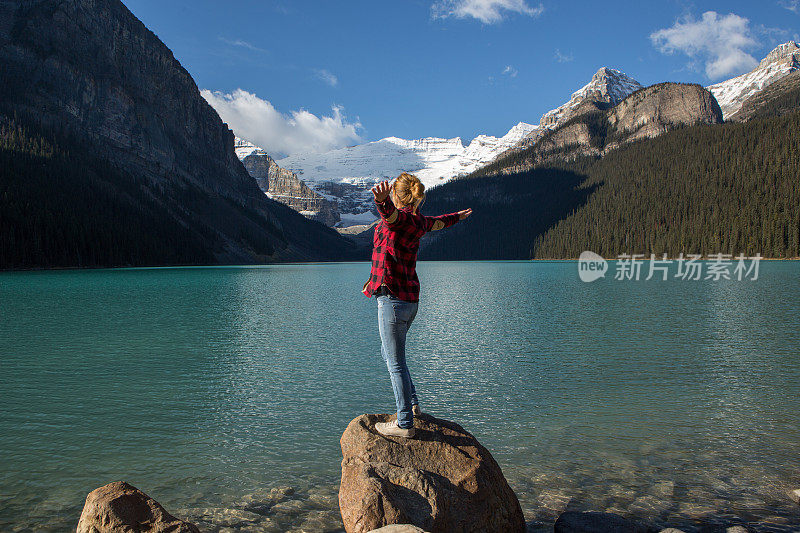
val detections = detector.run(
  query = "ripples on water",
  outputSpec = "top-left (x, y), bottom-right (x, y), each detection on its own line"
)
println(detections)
top-left (1, 261), bottom-right (799, 532)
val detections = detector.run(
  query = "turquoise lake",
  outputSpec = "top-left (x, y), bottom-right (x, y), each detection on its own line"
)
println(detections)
top-left (1, 261), bottom-right (799, 532)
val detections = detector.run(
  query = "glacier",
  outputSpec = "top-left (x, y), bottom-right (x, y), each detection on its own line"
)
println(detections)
top-left (274, 121), bottom-right (537, 192)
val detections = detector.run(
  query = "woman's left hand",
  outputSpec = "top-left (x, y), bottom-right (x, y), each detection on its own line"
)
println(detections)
top-left (458, 208), bottom-right (472, 220)
top-left (371, 181), bottom-right (392, 203)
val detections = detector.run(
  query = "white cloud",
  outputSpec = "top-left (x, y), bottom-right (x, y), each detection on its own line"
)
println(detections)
top-left (314, 68), bottom-right (339, 87)
top-left (432, 0), bottom-right (544, 24)
top-left (554, 48), bottom-right (574, 63)
top-left (218, 37), bottom-right (268, 54)
top-left (650, 11), bottom-right (760, 79)
top-left (200, 89), bottom-right (362, 158)
top-left (779, 0), bottom-right (800, 13)
top-left (502, 65), bottom-right (518, 77)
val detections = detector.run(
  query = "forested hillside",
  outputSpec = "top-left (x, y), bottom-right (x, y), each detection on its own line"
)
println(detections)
top-left (0, 0), bottom-right (358, 270)
top-left (421, 102), bottom-right (800, 260)
top-left (418, 167), bottom-right (597, 260)
top-left (0, 115), bottom-right (232, 268)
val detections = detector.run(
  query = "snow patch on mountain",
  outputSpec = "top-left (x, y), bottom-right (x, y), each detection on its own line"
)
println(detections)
top-left (706, 41), bottom-right (800, 119)
top-left (539, 67), bottom-right (643, 128)
top-left (275, 122), bottom-right (537, 191)
top-left (234, 138), bottom-right (263, 159)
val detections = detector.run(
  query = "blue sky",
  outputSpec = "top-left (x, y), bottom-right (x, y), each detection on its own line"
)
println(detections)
top-left (121, 0), bottom-right (799, 157)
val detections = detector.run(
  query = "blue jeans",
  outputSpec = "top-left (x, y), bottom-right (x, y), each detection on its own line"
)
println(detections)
top-left (377, 292), bottom-right (419, 429)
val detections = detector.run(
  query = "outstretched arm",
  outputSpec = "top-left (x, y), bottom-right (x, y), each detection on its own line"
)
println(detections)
top-left (425, 208), bottom-right (472, 232)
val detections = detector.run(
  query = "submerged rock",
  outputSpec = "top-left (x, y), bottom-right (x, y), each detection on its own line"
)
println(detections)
top-left (77, 480), bottom-right (199, 532)
top-left (338, 413), bottom-right (525, 533)
top-left (553, 510), bottom-right (649, 533)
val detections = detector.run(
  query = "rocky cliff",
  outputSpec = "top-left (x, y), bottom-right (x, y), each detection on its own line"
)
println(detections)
top-left (235, 138), bottom-right (339, 226)
top-left (0, 0), bottom-right (356, 268)
top-left (481, 82), bottom-right (723, 176)
top-left (604, 82), bottom-right (723, 147)
top-left (509, 67), bottom-right (643, 152)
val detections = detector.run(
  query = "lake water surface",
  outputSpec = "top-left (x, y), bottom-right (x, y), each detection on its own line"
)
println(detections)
top-left (1, 261), bottom-right (799, 532)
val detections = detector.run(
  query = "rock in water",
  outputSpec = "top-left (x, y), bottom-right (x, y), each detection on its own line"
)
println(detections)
top-left (554, 511), bottom-right (649, 533)
top-left (77, 481), bottom-right (199, 533)
top-left (338, 413), bottom-right (526, 533)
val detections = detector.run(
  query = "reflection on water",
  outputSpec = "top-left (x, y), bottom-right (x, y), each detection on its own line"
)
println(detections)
top-left (1, 261), bottom-right (799, 532)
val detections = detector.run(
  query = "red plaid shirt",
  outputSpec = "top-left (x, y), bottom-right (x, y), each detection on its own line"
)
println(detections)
top-left (362, 197), bottom-right (461, 302)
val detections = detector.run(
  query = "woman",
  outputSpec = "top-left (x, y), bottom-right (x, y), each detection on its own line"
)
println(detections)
top-left (362, 172), bottom-right (472, 438)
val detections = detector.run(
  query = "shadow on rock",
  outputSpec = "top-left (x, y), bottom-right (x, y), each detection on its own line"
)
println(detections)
top-left (338, 413), bottom-right (526, 533)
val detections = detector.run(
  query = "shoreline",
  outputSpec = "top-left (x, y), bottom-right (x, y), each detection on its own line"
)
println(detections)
top-left (63, 473), bottom-right (800, 533)
top-left (1, 256), bottom-right (799, 273)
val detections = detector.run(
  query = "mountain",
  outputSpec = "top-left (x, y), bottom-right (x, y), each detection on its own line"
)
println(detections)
top-left (418, 45), bottom-right (800, 260)
top-left (727, 69), bottom-right (800, 122)
top-left (0, 0), bottom-right (357, 269)
top-left (220, 44), bottom-right (796, 231)
top-left (234, 138), bottom-right (339, 226)
top-left (419, 103), bottom-right (800, 260)
top-left (706, 40), bottom-right (800, 120)
top-left (473, 44), bottom-right (798, 177)
top-left (277, 121), bottom-right (537, 190)
top-left (220, 67), bottom-right (642, 229)
top-left (513, 67), bottom-right (644, 149)
top-left (261, 122), bottom-right (536, 226)
top-left (472, 82), bottom-right (723, 177)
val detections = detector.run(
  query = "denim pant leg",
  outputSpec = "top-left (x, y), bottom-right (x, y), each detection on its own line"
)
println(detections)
top-left (382, 302), bottom-right (419, 407)
top-left (378, 295), bottom-right (419, 429)
top-left (405, 303), bottom-right (419, 406)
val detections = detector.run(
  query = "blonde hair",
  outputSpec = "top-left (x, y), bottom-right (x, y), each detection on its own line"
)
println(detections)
top-left (391, 172), bottom-right (425, 208)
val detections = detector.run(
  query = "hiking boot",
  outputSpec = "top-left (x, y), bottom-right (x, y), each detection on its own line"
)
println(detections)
top-left (375, 419), bottom-right (416, 438)
top-left (412, 404), bottom-right (427, 417)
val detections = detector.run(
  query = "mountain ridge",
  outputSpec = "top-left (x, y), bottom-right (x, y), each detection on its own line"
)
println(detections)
top-left (419, 103), bottom-right (800, 260)
top-left (706, 40), bottom-right (800, 119)
top-left (0, 0), bottom-right (357, 269)
top-left (470, 81), bottom-right (723, 177)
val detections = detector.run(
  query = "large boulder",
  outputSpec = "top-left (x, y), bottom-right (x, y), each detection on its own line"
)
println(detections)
top-left (77, 480), bottom-right (200, 533)
top-left (338, 413), bottom-right (526, 533)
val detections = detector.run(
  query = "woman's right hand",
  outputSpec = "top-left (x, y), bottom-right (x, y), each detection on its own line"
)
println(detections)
top-left (458, 208), bottom-right (472, 220)
top-left (372, 180), bottom-right (392, 203)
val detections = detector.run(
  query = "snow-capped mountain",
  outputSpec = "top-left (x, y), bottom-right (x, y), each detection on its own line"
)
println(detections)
top-left (231, 44), bottom-right (800, 229)
top-left (234, 137), bottom-right (339, 226)
top-left (233, 67), bottom-right (643, 228)
top-left (707, 41), bottom-right (799, 119)
top-left (275, 121), bottom-right (537, 192)
top-left (230, 122), bottom-right (531, 227)
top-left (234, 137), bottom-right (264, 160)
top-left (503, 67), bottom-right (643, 154)
top-left (538, 67), bottom-right (643, 128)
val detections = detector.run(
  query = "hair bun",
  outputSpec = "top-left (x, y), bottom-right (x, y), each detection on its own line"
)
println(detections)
top-left (392, 172), bottom-right (425, 207)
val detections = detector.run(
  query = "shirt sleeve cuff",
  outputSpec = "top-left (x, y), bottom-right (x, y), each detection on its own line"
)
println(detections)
top-left (375, 197), bottom-right (395, 218)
